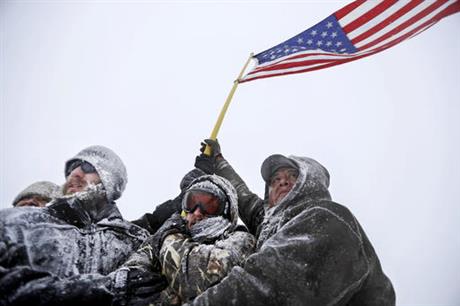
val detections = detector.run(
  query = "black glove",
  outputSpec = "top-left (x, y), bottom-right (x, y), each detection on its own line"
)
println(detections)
top-left (200, 139), bottom-right (222, 158)
top-left (194, 139), bottom-right (223, 175)
top-left (2, 270), bottom-right (113, 306)
top-left (118, 269), bottom-right (167, 306)
top-left (0, 266), bottom-right (52, 306)
top-left (126, 269), bottom-right (166, 295)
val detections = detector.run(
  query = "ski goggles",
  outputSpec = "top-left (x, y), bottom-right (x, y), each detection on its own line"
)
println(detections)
top-left (183, 190), bottom-right (225, 217)
top-left (66, 160), bottom-right (97, 177)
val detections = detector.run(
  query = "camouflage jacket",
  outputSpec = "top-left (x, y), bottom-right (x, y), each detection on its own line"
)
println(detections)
top-left (160, 228), bottom-right (255, 305)
top-left (124, 174), bottom-right (256, 306)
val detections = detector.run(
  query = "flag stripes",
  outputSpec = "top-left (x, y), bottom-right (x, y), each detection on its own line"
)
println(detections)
top-left (240, 0), bottom-right (459, 83)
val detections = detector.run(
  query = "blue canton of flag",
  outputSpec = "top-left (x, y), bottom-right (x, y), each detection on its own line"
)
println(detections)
top-left (257, 15), bottom-right (358, 65)
top-left (241, 0), bottom-right (460, 82)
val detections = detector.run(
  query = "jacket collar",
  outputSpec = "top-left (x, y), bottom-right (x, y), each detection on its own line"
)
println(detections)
top-left (265, 156), bottom-right (331, 218)
top-left (47, 196), bottom-right (122, 228)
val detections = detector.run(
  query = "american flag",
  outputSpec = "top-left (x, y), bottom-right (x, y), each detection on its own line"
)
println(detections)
top-left (240, 0), bottom-right (460, 83)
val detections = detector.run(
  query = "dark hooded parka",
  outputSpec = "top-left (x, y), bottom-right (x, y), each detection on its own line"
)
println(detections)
top-left (188, 155), bottom-right (395, 306)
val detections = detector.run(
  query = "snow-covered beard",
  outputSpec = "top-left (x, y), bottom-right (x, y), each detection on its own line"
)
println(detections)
top-left (59, 183), bottom-right (107, 218)
top-left (189, 216), bottom-right (232, 244)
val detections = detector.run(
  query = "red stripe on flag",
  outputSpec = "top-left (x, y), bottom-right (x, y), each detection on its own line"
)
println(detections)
top-left (358, 0), bottom-right (448, 51)
top-left (351, 0), bottom-right (423, 45)
top-left (251, 52), bottom-right (353, 73)
top-left (242, 55), bottom-right (377, 83)
top-left (241, 2), bottom-right (458, 83)
top-left (250, 58), bottom-right (341, 73)
top-left (241, 37), bottom-right (411, 82)
top-left (334, 0), bottom-right (366, 20)
top-left (342, 0), bottom-right (398, 34)
top-left (446, 0), bottom-right (460, 14)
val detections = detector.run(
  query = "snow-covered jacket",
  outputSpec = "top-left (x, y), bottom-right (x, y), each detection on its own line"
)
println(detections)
top-left (0, 198), bottom-right (148, 277)
top-left (160, 228), bottom-right (255, 305)
top-left (0, 194), bottom-right (149, 305)
top-left (124, 175), bottom-right (255, 305)
top-left (187, 156), bottom-right (395, 306)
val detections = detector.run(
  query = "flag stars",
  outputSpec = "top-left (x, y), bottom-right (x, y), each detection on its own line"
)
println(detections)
top-left (257, 17), bottom-right (357, 65)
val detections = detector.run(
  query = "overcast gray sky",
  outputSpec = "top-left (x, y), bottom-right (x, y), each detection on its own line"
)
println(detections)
top-left (1, 1), bottom-right (459, 305)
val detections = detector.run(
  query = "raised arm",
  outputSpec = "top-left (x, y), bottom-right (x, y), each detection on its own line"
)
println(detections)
top-left (195, 139), bottom-right (265, 236)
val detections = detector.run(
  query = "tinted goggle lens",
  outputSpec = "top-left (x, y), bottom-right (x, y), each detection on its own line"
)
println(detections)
top-left (184, 191), bottom-right (224, 216)
top-left (67, 160), bottom-right (97, 176)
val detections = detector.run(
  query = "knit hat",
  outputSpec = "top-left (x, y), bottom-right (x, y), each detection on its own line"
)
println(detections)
top-left (260, 154), bottom-right (299, 183)
top-left (182, 174), bottom-right (239, 226)
top-left (12, 181), bottom-right (61, 207)
top-left (65, 145), bottom-right (127, 202)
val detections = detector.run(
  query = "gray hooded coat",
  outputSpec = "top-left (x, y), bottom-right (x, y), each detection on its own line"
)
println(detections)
top-left (0, 191), bottom-right (150, 305)
top-left (188, 156), bottom-right (395, 306)
top-left (0, 145), bottom-right (150, 305)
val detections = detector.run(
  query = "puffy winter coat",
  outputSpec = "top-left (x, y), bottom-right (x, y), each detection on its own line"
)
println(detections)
top-left (0, 195), bottom-right (150, 305)
top-left (0, 198), bottom-right (148, 277)
top-left (160, 227), bottom-right (255, 305)
top-left (123, 174), bottom-right (255, 305)
top-left (187, 156), bottom-right (395, 306)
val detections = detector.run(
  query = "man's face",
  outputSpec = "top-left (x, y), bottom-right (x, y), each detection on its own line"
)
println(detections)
top-left (184, 191), bottom-right (223, 229)
top-left (15, 196), bottom-right (49, 208)
top-left (268, 167), bottom-right (299, 208)
top-left (63, 162), bottom-right (101, 195)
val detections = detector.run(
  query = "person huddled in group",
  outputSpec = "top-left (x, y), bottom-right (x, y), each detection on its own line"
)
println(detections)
top-left (12, 181), bottom-right (61, 208)
top-left (188, 139), bottom-right (395, 306)
top-left (0, 145), bottom-right (157, 306)
top-left (122, 174), bottom-right (255, 305)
